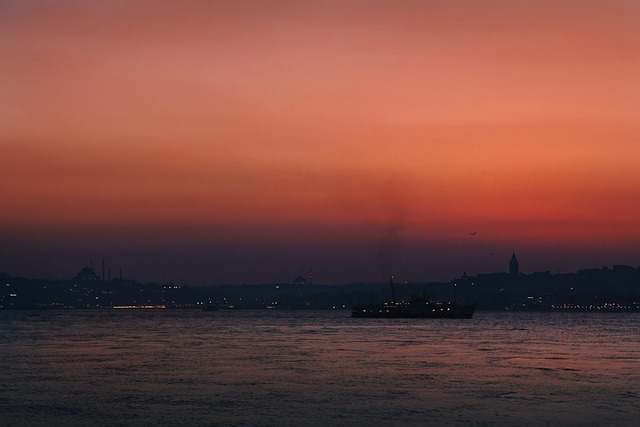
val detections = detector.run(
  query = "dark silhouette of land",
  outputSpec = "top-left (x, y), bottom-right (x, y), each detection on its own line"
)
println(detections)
top-left (2, 257), bottom-right (639, 311)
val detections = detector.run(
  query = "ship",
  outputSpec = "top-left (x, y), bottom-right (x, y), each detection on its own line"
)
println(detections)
top-left (351, 296), bottom-right (475, 318)
top-left (351, 275), bottom-right (475, 319)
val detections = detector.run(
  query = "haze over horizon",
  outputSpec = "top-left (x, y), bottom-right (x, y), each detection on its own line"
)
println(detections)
top-left (2, 0), bottom-right (640, 285)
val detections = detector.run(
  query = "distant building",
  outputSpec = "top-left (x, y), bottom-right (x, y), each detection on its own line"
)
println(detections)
top-left (612, 265), bottom-right (635, 273)
top-left (290, 269), bottom-right (310, 285)
top-left (509, 252), bottom-right (519, 276)
top-left (74, 266), bottom-right (100, 281)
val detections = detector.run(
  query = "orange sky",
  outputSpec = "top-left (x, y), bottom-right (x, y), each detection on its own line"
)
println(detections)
top-left (2, 0), bottom-right (640, 284)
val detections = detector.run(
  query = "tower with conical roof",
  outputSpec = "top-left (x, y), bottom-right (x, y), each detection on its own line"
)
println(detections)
top-left (509, 252), bottom-right (519, 276)
top-left (290, 268), bottom-right (309, 285)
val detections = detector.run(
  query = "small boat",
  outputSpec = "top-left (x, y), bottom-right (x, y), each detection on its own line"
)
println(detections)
top-left (351, 275), bottom-right (475, 319)
top-left (202, 301), bottom-right (218, 311)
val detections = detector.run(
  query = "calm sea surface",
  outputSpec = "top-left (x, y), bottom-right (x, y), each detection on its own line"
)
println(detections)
top-left (1, 310), bottom-right (638, 426)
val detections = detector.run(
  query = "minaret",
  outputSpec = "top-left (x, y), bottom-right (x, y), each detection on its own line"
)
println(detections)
top-left (509, 252), bottom-right (519, 276)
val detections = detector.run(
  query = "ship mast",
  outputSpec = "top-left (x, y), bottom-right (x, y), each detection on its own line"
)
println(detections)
top-left (453, 282), bottom-right (457, 304)
top-left (390, 274), bottom-right (396, 303)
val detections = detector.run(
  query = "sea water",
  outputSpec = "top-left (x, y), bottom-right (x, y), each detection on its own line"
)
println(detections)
top-left (1, 310), bottom-right (638, 426)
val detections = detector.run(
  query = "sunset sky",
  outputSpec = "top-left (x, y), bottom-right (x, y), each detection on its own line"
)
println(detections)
top-left (2, 0), bottom-right (640, 285)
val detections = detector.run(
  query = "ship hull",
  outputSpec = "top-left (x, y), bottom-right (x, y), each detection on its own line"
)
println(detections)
top-left (351, 302), bottom-right (475, 319)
